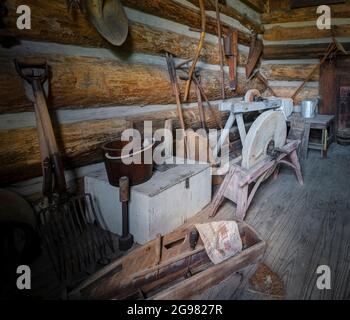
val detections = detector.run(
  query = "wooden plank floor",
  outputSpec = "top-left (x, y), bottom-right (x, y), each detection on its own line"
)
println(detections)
top-left (228, 144), bottom-right (350, 300)
top-left (29, 144), bottom-right (350, 300)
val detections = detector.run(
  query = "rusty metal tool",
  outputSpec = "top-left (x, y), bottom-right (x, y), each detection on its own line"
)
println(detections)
top-left (246, 33), bottom-right (263, 79)
top-left (214, 0), bottom-right (225, 99)
top-left (224, 29), bottom-right (238, 91)
top-left (192, 75), bottom-right (223, 130)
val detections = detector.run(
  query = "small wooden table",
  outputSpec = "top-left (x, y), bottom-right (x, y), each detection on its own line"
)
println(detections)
top-left (288, 114), bottom-right (335, 158)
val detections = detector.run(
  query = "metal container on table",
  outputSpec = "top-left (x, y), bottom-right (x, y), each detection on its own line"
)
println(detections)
top-left (301, 99), bottom-right (318, 118)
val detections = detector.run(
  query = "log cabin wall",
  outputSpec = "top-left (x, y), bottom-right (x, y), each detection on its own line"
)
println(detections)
top-left (261, 0), bottom-right (350, 104)
top-left (0, 0), bottom-right (264, 199)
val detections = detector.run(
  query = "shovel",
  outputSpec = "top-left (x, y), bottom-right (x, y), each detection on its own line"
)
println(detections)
top-left (14, 60), bottom-right (115, 284)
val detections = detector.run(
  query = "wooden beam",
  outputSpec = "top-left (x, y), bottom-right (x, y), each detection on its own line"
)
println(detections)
top-left (262, 3), bottom-right (350, 24)
top-left (0, 54), bottom-right (263, 114)
top-left (0, 105), bottom-right (229, 185)
top-left (290, 0), bottom-right (345, 9)
top-left (121, 0), bottom-right (252, 45)
top-left (264, 24), bottom-right (350, 41)
top-left (186, 0), bottom-right (263, 33)
top-left (263, 43), bottom-right (350, 59)
top-left (239, 0), bottom-right (265, 13)
top-left (260, 63), bottom-right (320, 81)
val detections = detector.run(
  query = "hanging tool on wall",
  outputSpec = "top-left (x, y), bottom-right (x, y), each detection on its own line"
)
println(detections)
top-left (165, 52), bottom-right (188, 156)
top-left (67, 0), bottom-right (129, 46)
top-left (224, 29), bottom-right (238, 91)
top-left (214, 0), bottom-right (226, 99)
top-left (195, 76), bottom-right (207, 130)
top-left (183, 0), bottom-right (206, 102)
top-left (246, 33), bottom-right (263, 79)
top-left (291, 38), bottom-right (347, 102)
top-left (192, 75), bottom-right (223, 130)
top-left (14, 60), bottom-right (114, 284)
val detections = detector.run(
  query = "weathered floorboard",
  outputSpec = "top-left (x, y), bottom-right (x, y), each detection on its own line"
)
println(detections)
top-left (235, 145), bottom-right (350, 299)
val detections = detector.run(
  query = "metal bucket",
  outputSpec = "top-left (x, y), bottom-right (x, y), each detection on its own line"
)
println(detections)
top-left (102, 139), bottom-right (154, 187)
top-left (301, 99), bottom-right (318, 118)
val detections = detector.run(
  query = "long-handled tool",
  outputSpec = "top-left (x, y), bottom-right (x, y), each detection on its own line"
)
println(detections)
top-left (291, 39), bottom-right (342, 102)
top-left (183, 0), bottom-right (206, 101)
top-left (195, 77), bottom-right (207, 130)
top-left (118, 176), bottom-right (133, 251)
top-left (15, 60), bottom-right (114, 284)
top-left (214, 0), bottom-right (225, 99)
top-left (246, 33), bottom-right (263, 79)
top-left (165, 52), bottom-right (188, 157)
top-left (224, 29), bottom-right (238, 91)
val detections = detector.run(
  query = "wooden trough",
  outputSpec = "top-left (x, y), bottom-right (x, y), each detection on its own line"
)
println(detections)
top-left (69, 220), bottom-right (266, 300)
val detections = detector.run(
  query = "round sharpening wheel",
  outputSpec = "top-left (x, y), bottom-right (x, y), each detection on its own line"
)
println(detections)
top-left (241, 110), bottom-right (287, 169)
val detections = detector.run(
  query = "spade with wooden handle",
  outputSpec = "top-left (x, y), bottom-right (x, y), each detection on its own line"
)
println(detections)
top-left (14, 61), bottom-right (54, 197)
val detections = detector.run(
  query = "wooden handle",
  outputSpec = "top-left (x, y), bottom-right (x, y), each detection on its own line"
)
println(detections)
top-left (34, 104), bottom-right (53, 197)
top-left (32, 80), bottom-right (67, 194)
top-left (195, 84), bottom-right (206, 130)
top-left (183, 0), bottom-right (206, 102)
top-left (119, 176), bottom-right (130, 202)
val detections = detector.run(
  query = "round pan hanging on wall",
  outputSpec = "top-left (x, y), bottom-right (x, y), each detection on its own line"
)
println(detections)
top-left (73, 0), bottom-right (129, 46)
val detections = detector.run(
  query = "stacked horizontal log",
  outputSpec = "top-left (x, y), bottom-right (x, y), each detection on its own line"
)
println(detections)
top-left (0, 1), bottom-right (248, 64)
top-left (0, 104), bottom-right (230, 185)
top-left (259, 0), bottom-right (350, 104)
top-left (0, 54), bottom-right (263, 114)
top-left (262, 1), bottom-right (350, 59)
top-left (262, 2), bottom-right (350, 24)
top-left (0, 0), bottom-right (264, 188)
top-left (260, 63), bottom-right (319, 81)
top-left (121, 0), bottom-right (252, 45)
top-left (264, 24), bottom-right (350, 42)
